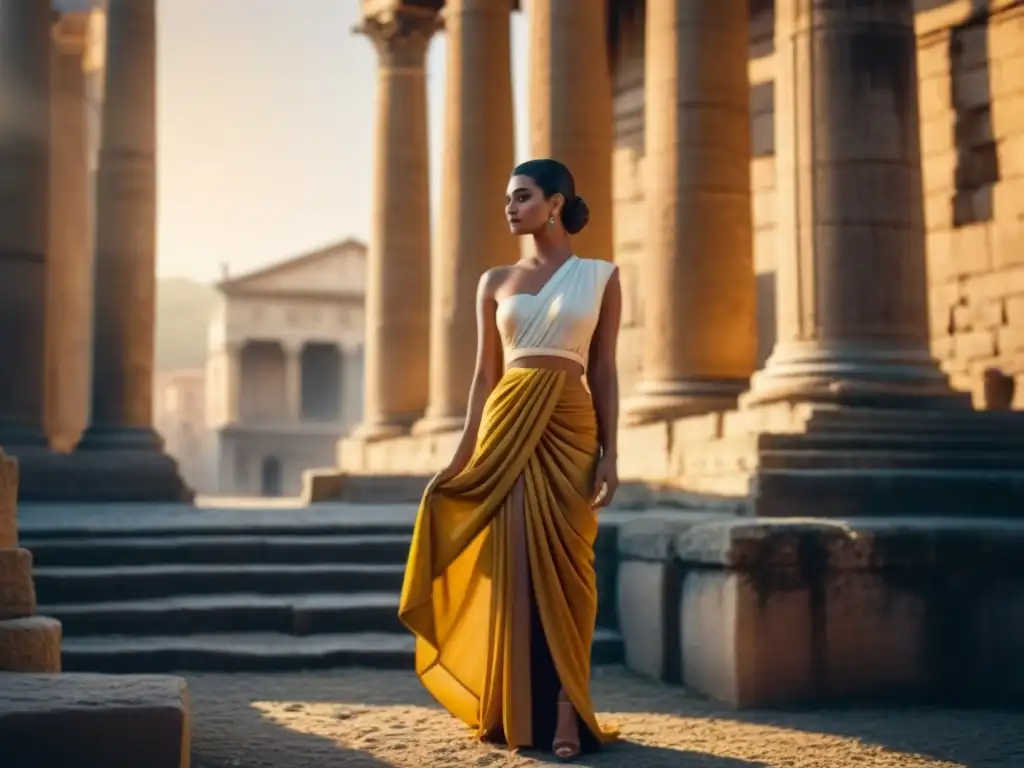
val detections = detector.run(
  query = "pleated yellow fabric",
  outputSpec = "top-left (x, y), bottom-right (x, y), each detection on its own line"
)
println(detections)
top-left (399, 367), bottom-right (618, 749)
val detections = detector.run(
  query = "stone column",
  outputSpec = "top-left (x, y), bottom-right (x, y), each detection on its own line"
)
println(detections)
top-left (742, 0), bottom-right (960, 409)
top-left (0, 0), bottom-right (51, 450)
top-left (220, 342), bottom-right (242, 425)
top-left (76, 0), bottom-right (191, 498)
top-left (284, 342), bottom-right (302, 422)
top-left (625, 1), bottom-right (757, 424)
top-left (527, 0), bottom-right (614, 261)
top-left (413, 0), bottom-right (517, 435)
top-left (350, 9), bottom-right (437, 441)
top-left (45, 11), bottom-right (96, 453)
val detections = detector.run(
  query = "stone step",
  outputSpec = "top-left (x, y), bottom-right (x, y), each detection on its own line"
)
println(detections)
top-left (33, 562), bottom-right (407, 604)
top-left (40, 591), bottom-right (404, 637)
top-left (59, 628), bottom-right (625, 673)
top-left (22, 532), bottom-right (412, 567)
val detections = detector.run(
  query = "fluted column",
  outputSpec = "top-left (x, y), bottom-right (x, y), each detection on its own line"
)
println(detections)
top-left (527, 0), bottom-right (613, 261)
top-left (76, 0), bottom-right (190, 499)
top-left (742, 0), bottom-right (960, 409)
top-left (350, 9), bottom-right (437, 441)
top-left (45, 11), bottom-right (97, 453)
top-left (413, 0), bottom-right (517, 435)
top-left (0, 0), bottom-right (51, 449)
top-left (625, 1), bottom-right (757, 424)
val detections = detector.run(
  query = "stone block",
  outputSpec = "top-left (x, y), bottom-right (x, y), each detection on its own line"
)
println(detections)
top-left (0, 450), bottom-right (17, 549)
top-left (301, 467), bottom-right (345, 503)
top-left (962, 263), bottom-right (1024, 304)
top-left (0, 672), bottom-right (190, 768)
top-left (672, 517), bottom-right (1024, 708)
top-left (0, 548), bottom-right (36, 620)
top-left (616, 512), bottom-right (734, 683)
top-left (0, 616), bottom-right (61, 673)
top-left (952, 299), bottom-right (1005, 332)
top-left (991, 91), bottom-right (1024, 142)
top-left (680, 569), bottom-right (814, 708)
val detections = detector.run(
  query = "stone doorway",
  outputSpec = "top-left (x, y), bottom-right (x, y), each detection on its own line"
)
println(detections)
top-left (259, 456), bottom-right (282, 497)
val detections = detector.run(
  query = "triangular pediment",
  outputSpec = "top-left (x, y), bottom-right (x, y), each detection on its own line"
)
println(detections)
top-left (219, 239), bottom-right (367, 297)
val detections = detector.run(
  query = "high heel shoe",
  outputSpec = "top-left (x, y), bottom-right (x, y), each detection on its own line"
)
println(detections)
top-left (552, 699), bottom-right (581, 762)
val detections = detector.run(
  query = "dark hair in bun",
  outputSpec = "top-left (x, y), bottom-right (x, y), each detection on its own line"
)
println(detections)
top-left (511, 158), bottom-right (590, 235)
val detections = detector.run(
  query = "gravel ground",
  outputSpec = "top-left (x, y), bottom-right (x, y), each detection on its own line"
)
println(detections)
top-left (186, 666), bottom-right (1024, 768)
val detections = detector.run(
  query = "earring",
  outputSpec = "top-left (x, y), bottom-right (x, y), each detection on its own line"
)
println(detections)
top-left (548, 215), bottom-right (555, 229)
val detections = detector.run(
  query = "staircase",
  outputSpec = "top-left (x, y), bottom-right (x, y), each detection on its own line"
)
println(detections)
top-left (19, 503), bottom-right (623, 673)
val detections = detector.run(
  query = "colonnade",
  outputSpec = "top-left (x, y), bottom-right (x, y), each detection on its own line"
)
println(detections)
top-left (0, 0), bottom-right (187, 498)
top-left (353, 0), bottom-right (957, 442)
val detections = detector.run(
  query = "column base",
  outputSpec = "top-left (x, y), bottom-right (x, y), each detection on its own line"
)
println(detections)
top-left (668, 402), bottom-right (1024, 518)
top-left (0, 425), bottom-right (50, 450)
top-left (3, 434), bottom-right (192, 502)
top-left (740, 341), bottom-right (970, 411)
top-left (410, 412), bottom-right (465, 436)
top-left (623, 378), bottom-right (748, 425)
top-left (76, 424), bottom-right (165, 452)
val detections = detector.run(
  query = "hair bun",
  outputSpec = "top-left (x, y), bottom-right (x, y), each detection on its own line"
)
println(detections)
top-left (561, 195), bottom-right (590, 235)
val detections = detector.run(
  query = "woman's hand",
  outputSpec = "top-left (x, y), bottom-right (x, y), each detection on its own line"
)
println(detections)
top-left (590, 453), bottom-right (619, 508)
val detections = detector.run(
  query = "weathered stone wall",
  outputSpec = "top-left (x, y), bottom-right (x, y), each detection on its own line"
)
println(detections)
top-left (610, 0), bottom-right (1024, 407)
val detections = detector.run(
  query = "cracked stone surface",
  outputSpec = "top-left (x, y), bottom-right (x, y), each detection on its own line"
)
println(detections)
top-left (186, 666), bottom-right (1024, 767)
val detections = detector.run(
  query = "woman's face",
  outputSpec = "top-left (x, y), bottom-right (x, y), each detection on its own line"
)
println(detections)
top-left (505, 175), bottom-right (558, 235)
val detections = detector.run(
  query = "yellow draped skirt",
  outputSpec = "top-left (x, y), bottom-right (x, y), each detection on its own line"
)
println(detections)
top-left (399, 367), bottom-right (618, 751)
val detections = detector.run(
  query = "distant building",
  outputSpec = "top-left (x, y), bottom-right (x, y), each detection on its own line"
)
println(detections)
top-left (206, 239), bottom-right (366, 497)
top-left (153, 369), bottom-right (211, 494)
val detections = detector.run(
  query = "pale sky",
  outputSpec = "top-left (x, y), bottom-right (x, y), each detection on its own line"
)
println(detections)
top-left (156, 0), bottom-right (531, 283)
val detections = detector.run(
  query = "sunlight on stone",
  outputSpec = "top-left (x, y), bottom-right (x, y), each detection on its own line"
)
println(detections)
top-left (251, 701), bottom-right (965, 767)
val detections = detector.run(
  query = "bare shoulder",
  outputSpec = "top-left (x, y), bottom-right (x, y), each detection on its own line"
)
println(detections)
top-left (478, 265), bottom-right (514, 299)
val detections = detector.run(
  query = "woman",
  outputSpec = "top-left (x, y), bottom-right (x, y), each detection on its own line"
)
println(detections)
top-left (399, 159), bottom-right (621, 761)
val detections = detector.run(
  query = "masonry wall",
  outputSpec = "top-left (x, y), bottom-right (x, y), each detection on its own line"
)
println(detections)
top-left (610, 0), bottom-right (1024, 407)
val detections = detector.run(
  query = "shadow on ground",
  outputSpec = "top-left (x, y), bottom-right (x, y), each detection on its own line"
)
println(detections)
top-left (185, 668), bottom-right (768, 767)
top-left (183, 666), bottom-right (1024, 767)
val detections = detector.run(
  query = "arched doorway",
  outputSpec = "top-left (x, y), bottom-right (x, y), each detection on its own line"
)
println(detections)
top-left (260, 456), bottom-right (282, 497)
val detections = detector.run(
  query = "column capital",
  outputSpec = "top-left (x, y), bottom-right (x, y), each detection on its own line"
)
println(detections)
top-left (354, 8), bottom-right (440, 69)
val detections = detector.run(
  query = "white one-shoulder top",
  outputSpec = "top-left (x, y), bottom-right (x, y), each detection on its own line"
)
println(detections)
top-left (496, 255), bottom-right (617, 371)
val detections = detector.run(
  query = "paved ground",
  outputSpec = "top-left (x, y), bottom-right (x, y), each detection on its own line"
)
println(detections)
top-left (187, 666), bottom-right (1024, 768)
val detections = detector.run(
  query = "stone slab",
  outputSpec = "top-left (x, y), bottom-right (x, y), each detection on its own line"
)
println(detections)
top-left (673, 516), bottom-right (1024, 570)
top-left (0, 615), bottom-right (62, 673)
top-left (671, 517), bottom-right (1024, 708)
top-left (0, 672), bottom-right (190, 768)
top-left (0, 547), bottom-right (36, 620)
top-left (616, 511), bottom-right (739, 683)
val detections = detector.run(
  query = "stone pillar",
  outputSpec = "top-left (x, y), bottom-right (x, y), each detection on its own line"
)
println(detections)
top-left (0, 0), bottom-right (51, 450)
top-left (413, 0), bottom-right (517, 435)
top-left (742, 0), bottom-right (960, 409)
top-left (45, 12), bottom-right (96, 453)
top-left (0, 450), bottom-right (62, 672)
top-left (223, 342), bottom-right (242, 424)
top-left (625, 1), bottom-right (757, 424)
top-left (527, 0), bottom-right (614, 261)
top-left (284, 342), bottom-right (302, 422)
top-left (350, 9), bottom-right (437, 441)
top-left (76, 0), bottom-right (191, 498)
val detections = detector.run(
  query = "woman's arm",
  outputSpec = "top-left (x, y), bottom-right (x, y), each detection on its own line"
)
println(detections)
top-left (588, 269), bottom-right (622, 459)
top-left (587, 269), bottom-right (622, 505)
top-left (441, 269), bottom-right (504, 477)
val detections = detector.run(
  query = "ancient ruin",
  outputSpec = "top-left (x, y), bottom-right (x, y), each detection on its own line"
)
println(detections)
top-left (1, 1), bottom-right (1023, 763)
top-left (0, 449), bottom-right (61, 672)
